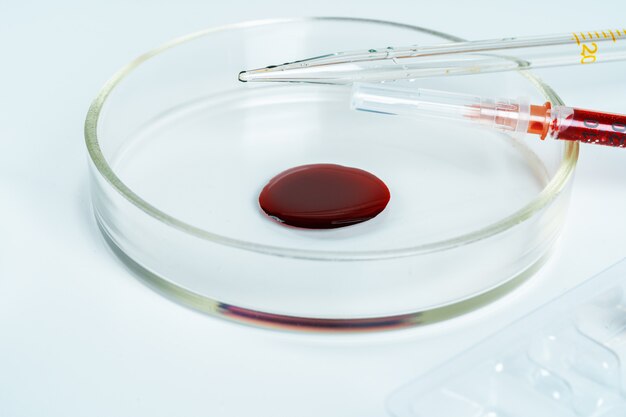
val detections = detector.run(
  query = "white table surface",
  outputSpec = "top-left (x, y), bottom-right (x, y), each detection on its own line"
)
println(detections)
top-left (2, 1), bottom-right (626, 416)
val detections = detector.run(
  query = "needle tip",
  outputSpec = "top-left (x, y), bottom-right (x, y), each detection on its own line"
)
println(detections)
top-left (238, 71), bottom-right (248, 82)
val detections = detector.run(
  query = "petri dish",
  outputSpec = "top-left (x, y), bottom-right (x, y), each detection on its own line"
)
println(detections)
top-left (85, 17), bottom-right (578, 331)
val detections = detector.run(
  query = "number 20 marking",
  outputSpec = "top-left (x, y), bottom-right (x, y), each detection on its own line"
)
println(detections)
top-left (581, 42), bottom-right (598, 64)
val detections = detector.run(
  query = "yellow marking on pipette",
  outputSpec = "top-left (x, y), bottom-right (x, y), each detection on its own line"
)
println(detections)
top-left (572, 33), bottom-right (581, 45)
top-left (588, 32), bottom-right (594, 38)
top-left (580, 32), bottom-right (587, 40)
top-left (609, 30), bottom-right (617, 42)
top-left (602, 31), bottom-right (609, 38)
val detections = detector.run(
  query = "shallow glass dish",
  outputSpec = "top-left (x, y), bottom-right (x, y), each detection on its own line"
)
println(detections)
top-left (85, 17), bottom-right (578, 331)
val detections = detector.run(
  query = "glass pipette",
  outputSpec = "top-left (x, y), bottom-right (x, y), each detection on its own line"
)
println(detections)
top-left (351, 83), bottom-right (626, 147)
top-left (239, 28), bottom-right (626, 84)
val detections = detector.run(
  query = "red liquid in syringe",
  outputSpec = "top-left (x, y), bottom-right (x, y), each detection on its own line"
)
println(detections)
top-left (528, 103), bottom-right (626, 147)
top-left (555, 108), bottom-right (626, 147)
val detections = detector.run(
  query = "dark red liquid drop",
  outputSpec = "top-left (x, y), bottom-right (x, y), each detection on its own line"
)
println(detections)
top-left (259, 164), bottom-right (390, 229)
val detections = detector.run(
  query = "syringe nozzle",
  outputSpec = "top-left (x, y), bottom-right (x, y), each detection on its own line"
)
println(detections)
top-left (351, 83), bottom-right (537, 136)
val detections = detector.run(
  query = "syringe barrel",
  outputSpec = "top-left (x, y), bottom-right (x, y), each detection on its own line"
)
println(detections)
top-left (352, 83), bottom-right (626, 148)
top-left (551, 106), bottom-right (626, 147)
top-left (352, 83), bottom-right (531, 134)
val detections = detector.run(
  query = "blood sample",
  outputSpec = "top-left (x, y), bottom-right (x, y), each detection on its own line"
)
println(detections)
top-left (542, 106), bottom-right (626, 147)
top-left (259, 164), bottom-right (390, 229)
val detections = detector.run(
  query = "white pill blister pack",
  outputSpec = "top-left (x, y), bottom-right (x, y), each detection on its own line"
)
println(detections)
top-left (389, 258), bottom-right (626, 417)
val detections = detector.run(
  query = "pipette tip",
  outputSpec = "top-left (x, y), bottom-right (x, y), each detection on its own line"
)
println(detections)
top-left (239, 66), bottom-right (284, 82)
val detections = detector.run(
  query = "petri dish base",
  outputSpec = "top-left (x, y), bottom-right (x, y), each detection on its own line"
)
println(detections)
top-left (85, 18), bottom-right (578, 331)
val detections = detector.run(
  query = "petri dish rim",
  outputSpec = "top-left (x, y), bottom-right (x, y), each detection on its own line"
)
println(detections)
top-left (84, 16), bottom-right (579, 262)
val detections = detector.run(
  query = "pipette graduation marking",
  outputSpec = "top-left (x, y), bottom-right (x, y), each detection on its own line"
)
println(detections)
top-left (238, 28), bottom-right (626, 84)
top-left (351, 83), bottom-right (626, 148)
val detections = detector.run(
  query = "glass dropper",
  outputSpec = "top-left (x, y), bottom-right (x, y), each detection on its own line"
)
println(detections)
top-left (239, 28), bottom-right (626, 84)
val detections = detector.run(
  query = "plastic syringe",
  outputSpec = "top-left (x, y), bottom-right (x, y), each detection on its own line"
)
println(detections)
top-left (351, 83), bottom-right (626, 147)
top-left (239, 29), bottom-right (626, 84)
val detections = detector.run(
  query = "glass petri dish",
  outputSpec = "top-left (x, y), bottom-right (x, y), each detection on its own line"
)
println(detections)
top-left (85, 17), bottom-right (578, 331)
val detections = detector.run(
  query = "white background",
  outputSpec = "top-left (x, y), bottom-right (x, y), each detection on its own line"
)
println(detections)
top-left (2, 1), bottom-right (626, 416)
